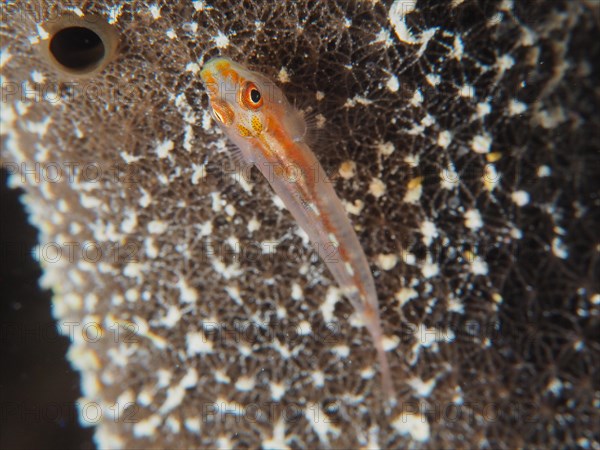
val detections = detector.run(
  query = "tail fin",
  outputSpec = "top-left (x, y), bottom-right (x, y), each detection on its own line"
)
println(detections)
top-left (362, 303), bottom-right (396, 401)
top-left (378, 338), bottom-right (394, 396)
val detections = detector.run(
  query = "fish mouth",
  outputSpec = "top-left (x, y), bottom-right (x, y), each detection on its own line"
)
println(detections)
top-left (200, 58), bottom-right (225, 98)
top-left (199, 62), bottom-right (216, 84)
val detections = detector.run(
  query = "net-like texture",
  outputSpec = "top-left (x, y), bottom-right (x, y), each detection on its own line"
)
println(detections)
top-left (1, 0), bottom-right (598, 448)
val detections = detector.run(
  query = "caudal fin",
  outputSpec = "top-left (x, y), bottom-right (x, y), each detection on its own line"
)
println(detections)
top-left (374, 326), bottom-right (395, 399)
top-left (363, 306), bottom-right (396, 401)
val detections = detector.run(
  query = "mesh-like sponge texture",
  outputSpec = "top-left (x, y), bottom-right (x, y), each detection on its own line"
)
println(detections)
top-left (1, 0), bottom-right (599, 448)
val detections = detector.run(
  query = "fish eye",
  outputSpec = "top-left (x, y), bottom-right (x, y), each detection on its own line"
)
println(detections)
top-left (241, 81), bottom-right (263, 109)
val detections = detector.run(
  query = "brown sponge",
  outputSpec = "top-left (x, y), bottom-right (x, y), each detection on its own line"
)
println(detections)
top-left (1, 0), bottom-right (598, 448)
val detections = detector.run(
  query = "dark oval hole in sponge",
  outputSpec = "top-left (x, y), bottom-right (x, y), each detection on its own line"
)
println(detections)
top-left (49, 26), bottom-right (105, 71)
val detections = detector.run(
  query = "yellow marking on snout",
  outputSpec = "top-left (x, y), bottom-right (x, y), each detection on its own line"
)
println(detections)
top-left (215, 60), bottom-right (242, 85)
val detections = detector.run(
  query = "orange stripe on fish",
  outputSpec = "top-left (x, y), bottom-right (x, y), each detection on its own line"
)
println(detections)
top-left (200, 56), bottom-right (395, 399)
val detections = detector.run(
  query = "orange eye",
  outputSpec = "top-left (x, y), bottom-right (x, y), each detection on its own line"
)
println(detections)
top-left (241, 82), bottom-right (263, 109)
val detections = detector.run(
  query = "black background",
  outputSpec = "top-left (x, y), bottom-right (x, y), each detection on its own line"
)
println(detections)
top-left (0, 168), bottom-right (93, 449)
